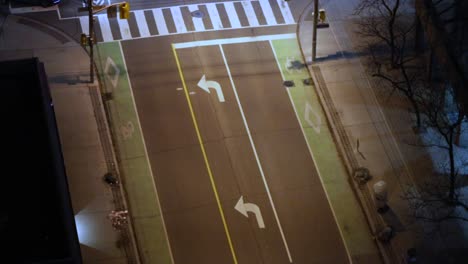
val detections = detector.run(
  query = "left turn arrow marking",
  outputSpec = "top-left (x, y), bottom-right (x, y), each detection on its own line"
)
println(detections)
top-left (235, 196), bottom-right (265, 229)
top-left (197, 74), bottom-right (225, 102)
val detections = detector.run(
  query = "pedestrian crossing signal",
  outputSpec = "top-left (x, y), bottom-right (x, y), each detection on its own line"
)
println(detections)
top-left (119, 2), bottom-right (130, 19)
top-left (80, 33), bottom-right (88, 46)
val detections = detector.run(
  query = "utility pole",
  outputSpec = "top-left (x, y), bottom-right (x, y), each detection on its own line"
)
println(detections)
top-left (88, 0), bottom-right (94, 83)
top-left (312, 0), bottom-right (319, 61)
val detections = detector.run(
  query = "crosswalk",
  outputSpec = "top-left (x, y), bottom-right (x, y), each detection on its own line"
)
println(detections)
top-left (79, 0), bottom-right (295, 43)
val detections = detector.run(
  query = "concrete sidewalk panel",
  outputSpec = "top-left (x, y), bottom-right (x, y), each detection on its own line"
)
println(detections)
top-left (327, 81), bottom-right (373, 126)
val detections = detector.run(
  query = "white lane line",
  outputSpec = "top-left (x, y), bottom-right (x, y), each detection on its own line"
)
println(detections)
top-left (117, 41), bottom-right (175, 264)
top-left (258, 0), bottom-right (277, 25)
top-left (241, 1), bottom-right (259, 27)
top-left (174, 33), bottom-right (296, 49)
top-left (170, 6), bottom-right (187, 33)
top-left (79, 16), bottom-right (89, 35)
top-left (134, 10), bottom-right (150, 37)
top-left (206, 3), bottom-right (223, 30)
top-left (224, 2), bottom-right (242, 28)
top-left (188, 5), bottom-right (206, 31)
top-left (153, 8), bottom-right (169, 35)
top-left (118, 17), bottom-right (132, 40)
top-left (98, 15), bottom-right (113, 42)
top-left (269, 39), bottom-right (352, 263)
top-left (219, 44), bottom-right (293, 263)
top-left (276, 0), bottom-right (295, 24)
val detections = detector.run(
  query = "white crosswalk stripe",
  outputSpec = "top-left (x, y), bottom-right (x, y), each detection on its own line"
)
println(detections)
top-left (188, 5), bottom-right (206, 31)
top-left (276, 0), bottom-right (295, 24)
top-left (97, 14), bottom-right (113, 42)
top-left (79, 0), bottom-right (295, 43)
top-left (206, 3), bottom-right (223, 30)
top-left (153, 8), bottom-right (169, 35)
top-left (135, 10), bottom-right (150, 37)
top-left (79, 16), bottom-right (89, 35)
top-left (170, 6), bottom-right (187, 33)
top-left (118, 17), bottom-right (132, 40)
top-left (224, 2), bottom-right (242, 28)
top-left (258, 0), bottom-right (277, 25)
top-left (242, 1), bottom-right (259, 27)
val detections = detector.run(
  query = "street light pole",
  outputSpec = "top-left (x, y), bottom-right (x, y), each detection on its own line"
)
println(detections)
top-left (312, 0), bottom-right (319, 61)
top-left (88, 0), bottom-right (94, 83)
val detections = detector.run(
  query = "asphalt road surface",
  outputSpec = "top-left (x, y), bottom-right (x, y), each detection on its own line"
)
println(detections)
top-left (122, 32), bottom-right (349, 263)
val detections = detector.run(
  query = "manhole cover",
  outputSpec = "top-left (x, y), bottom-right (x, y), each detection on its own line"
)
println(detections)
top-left (283, 80), bottom-right (295, 87)
top-left (191, 10), bottom-right (205, 18)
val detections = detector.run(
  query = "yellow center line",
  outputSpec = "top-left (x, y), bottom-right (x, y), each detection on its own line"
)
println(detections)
top-left (171, 44), bottom-right (238, 264)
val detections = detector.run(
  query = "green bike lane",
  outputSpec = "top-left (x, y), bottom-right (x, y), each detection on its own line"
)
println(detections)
top-left (95, 41), bottom-right (173, 264)
top-left (270, 39), bottom-right (381, 263)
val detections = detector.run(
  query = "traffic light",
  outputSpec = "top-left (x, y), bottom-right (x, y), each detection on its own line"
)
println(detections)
top-left (119, 2), bottom-right (130, 19)
top-left (319, 9), bottom-right (326, 23)
top-left (80, 33), bottom-right (88, 46)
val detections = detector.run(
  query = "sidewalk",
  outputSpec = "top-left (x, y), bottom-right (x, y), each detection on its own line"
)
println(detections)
top-left (0, 14), bottom-right (131, 263)
top-left (297, 1), bottom-right (458, 263)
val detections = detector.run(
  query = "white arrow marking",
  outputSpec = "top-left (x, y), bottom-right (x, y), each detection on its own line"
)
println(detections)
top-left (197, 74), bottom-right (225, 102)
top-left (235, 196), bottom-right (265, 228)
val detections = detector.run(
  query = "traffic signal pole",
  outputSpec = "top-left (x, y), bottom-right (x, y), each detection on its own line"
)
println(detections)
top-left (88, 0), bottom-right (94, 83)
top-left (312, 0), bottom-right (319, 61)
